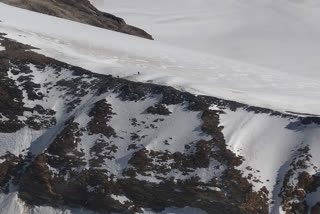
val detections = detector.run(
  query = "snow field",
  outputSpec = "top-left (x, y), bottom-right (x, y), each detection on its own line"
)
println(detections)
top-left (0, 3), bottom-right (320, 114)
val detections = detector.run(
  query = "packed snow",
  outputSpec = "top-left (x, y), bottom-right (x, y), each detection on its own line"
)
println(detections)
top-left (0, 3), bottom-right (320, 115)
top-left (92, 0), bottom-right (320, 79)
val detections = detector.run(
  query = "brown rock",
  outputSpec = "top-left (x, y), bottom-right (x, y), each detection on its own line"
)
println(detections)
top-left (0, 0), bottom-right (153, 39)
top-left (312, 202), bottom-right (320, 214)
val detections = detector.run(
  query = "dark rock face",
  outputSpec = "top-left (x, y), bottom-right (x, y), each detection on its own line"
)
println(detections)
top-left (87, 100), bottom-right (116, 138)
top-left (146, 104), bottom-right (171, 115)
top-left (0, 34), bottom-right (319, 214)
top-left (0, 0), bottom-right (153, 40)
top-left (0, 34), bottom-right (271, 213)
top-left (278, 145), bottom-right (320, 214)
top-left (312, 203), bottom-right (320, 214)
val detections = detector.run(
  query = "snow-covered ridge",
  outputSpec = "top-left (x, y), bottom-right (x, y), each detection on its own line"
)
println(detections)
top-left (0, 35), bottom-right (270, 213)
top-left (0, 0), bottom-right (152, 39)
top-left (0, 3), bottom-right (320, 115)
top-left (0, 193), bottom-right (206, 214)
top-left (0, 2), bottom-right (320, 214)
top-left (0, 33), bottom-right (319, 213)
top-left (220, 108), bottom-right (320, 213)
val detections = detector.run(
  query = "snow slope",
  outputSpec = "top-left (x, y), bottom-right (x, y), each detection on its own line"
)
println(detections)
top-left (0, 193), bottom-right (206, 214)
top-left (0, 192), bottom-right (105, 214)
top-left (91, 0), bottom-right (320, 79)
top-left (0, 2), bottom-right (320, 214)
top-left (0, 44), bottom-right (215, 214)
top-left (0, 3), bottom-right (320, 115)
top-left (220, 108), bottom-right (320, 213)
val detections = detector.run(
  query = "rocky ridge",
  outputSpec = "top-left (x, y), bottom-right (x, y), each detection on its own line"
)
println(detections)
top-left (0, 0), bottom-right (153, 40)
top-left (0, 34), bottom-right (319, 214)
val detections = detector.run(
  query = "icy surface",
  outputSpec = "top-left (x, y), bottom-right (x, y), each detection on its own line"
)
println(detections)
top-left (0, 3), bottom-right (320, 114)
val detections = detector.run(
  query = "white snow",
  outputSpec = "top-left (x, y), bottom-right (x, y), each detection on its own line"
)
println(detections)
top-left (0, 128), bottom-right (44, 157)
top-left (0, 193), bottom-right (207, 214)
top-left (106, 96), bottom-right (211, 154)
top-left (0, 3), bottom-right (320, 115)
top-left (0, 2), bottom-right (319, 214)
top-left (91, 0), bottom-right (320, 79)
top-left (110, 194), bottom-right (131, 204)
top-left (0, 45), bottom-right (4, 51)
top-left (0, 63), bottom-right (102, 157)
top-left (0, 193), bottom-right (24, 214)
top-left (71, 93), bottom-right (213, 182)
top-left (0, 193), bottom-right (102, 214)
top-left (220, 109), bottom-right (320, 213)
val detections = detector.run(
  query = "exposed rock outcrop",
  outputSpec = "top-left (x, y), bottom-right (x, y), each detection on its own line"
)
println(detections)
top-left (0, 0), bottom-right (153, 39)
top-left (312, 203), bottom-right (320, 214)
top-left (0, 33), bottom-right (320, 214)
top-left (0, 33), bottom-right (270, 214)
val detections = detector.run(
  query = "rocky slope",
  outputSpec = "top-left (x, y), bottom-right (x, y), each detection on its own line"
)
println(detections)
top-left (0, 0), bottom-right (153, 40)
top-left (0, 33), bottom-right (320, 214)
top-left (0, 33), bottom-right (268, 214)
